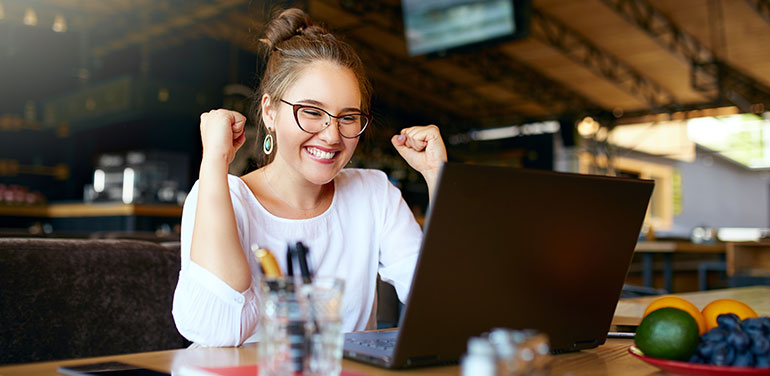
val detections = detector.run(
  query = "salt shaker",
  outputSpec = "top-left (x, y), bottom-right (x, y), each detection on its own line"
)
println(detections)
top-left (461, 337), bottom-right (497, 376)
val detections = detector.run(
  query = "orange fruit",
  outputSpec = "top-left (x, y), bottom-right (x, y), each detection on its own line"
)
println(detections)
top-left (643, 296), bottom-right (707, 335)
top-left (701, 299), bottom-right (758, 331)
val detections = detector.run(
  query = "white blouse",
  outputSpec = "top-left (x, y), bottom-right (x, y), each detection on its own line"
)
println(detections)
top-left (172, 168), bottom-right (423, 346)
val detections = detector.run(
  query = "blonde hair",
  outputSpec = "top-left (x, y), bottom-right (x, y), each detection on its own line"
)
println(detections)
top-left (253, 8), bottom-right (372, 166)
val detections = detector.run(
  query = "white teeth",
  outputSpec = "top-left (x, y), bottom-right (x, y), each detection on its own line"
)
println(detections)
top-left (307, 147), bottom-right (336, 159)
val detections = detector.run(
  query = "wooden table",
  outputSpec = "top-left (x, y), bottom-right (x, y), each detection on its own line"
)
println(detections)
top-left (635, 241), bottom-right (770, 292)
top-left (614, 285), bottom-right (770, 325)
top-left (727, 242), bottom-right (770, 279)
top-left (634, 241), bottom-right (726, 292)
top-left (2, 286), bottom-right (769, 376)
top-left (0, 340), bottom-right (651, 376)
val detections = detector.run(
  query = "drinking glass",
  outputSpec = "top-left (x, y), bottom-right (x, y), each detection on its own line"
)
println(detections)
top-left (257, 277), bottom-right (345, 376)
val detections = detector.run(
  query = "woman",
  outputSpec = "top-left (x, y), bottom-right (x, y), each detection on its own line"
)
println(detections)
top-left (172, 8), bottom-right (447, 346)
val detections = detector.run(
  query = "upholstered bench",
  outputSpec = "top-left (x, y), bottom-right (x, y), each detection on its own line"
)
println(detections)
top-left (0, 238), bottom-right (188, 364)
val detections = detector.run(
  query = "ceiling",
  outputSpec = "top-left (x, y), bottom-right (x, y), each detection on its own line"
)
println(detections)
top-left (3, 0), bottom-right (770, 133)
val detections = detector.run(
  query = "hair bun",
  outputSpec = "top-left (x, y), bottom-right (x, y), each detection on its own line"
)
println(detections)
top-left (261, 8), bottom-right (329, 50)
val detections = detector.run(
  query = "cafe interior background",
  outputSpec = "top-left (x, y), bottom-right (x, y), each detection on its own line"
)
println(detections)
top-left (2, 0), bottom-right (770, 294)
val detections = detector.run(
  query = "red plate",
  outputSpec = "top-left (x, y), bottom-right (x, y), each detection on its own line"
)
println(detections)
top-left (628, 346), bottom-right (770, 376)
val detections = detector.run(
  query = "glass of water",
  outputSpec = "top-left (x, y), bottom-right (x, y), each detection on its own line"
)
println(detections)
top-left (303, 277), bottom-right (345, 376)
top-left (258, 277), bottom-right (297, 376)
top-left (257, 277), bottom-right (345, 376)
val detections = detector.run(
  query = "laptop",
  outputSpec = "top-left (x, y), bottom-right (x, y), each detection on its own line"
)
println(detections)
top-left (343, 162), bottom-right (654, 368)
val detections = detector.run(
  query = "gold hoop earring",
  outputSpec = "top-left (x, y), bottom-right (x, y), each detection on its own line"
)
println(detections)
top-left (263, 133), bottom-right (274, 155)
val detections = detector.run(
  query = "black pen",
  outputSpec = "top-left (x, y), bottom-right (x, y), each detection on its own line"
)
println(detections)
top-left (296, 241), bottom-right (312, 284)
top-left (285, 243), bottom-right (294, 277)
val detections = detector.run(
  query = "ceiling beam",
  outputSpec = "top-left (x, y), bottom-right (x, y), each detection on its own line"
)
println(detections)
top-left (598, 0), bottom-right (712, 66)
top-left (90, 0), bottom-right (248, 58)
top-left (353, 42), bottom-right (483, 123)
top-left (745, 0), bottom-right (770, 27)
top-left (617, 103), bottom-right (741, 125)
top-left (709, 61), bottom-right (770, 112)
top-left (600, 0), bottom-right (770, 113)
top-left (147, 26), bottom-right (207, 53)
top-left (370, 73), bottom-right (473, 133)
top-left (326, 0), bottom-right (405, 35)
top-left (448, 50), bottom-right (603, 117)
top-left (530, 7), bottom-right (677, 111)
top-left (197, 17), bottom-right (259, 54)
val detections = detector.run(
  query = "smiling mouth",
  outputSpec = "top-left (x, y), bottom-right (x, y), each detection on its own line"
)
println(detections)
top-left (305, 146), bottom-right (338, 160)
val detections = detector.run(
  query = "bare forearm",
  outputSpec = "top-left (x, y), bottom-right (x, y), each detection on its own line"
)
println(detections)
top-left (423, 169), bottom-right (440, 205)
top-left (190, 154), bottom-right (252, 292)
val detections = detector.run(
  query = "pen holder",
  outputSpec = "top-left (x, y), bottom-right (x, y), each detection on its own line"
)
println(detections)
top-left (257, 277), bottom-right (345, 376)
top-left (258, 277), bottom-right (299, 376)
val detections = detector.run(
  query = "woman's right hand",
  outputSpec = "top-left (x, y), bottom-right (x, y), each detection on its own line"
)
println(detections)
top-left (199, 109), bottom-right (247, 165)
top-left (193, 109), bottom-right (252, 293)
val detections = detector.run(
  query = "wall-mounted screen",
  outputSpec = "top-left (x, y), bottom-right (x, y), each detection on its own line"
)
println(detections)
top-left (402, 0), bottom-right (531, 56)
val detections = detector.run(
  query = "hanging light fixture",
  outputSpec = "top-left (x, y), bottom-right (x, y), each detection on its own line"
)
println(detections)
top-left (23, 8), bottom-right (38, 26)
top-left (0, 2), bottom-right (6, 20)
top-left (577, 116), bottom-right (600, 138)
top-left (52, 14), bottom-right (67, 32)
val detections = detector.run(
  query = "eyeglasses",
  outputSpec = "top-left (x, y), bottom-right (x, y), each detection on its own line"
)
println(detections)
top-left (280, 99), bottom-right (371, 139)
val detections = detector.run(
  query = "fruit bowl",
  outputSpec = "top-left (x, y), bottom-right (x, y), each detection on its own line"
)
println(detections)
top-left (628, 346), bottom-right (770, 376)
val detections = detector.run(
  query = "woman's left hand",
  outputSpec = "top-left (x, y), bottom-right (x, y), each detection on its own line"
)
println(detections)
top-left (391, 125), bottom-right (448, 197)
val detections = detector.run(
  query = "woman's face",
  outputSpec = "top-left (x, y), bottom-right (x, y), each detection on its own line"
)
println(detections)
top-left (263, 60), bottom-right (362, 185)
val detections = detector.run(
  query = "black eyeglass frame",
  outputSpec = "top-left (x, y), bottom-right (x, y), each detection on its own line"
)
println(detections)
top-left (280, 99), bottom-right (372, 139)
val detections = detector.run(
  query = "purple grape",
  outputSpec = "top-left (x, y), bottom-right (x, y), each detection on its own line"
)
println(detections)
top-left (711, 342), bottom-right (735, 366)
top-left (689, 353), bottom-right (705, 364)
top-left (727, 329), bottom-right (751, 352)
top-left (726, 346), bottom-right (737, 365)
top-left (733, 351), bottom-right (756, 367)
top-left (717, 313), bottom-right (741, 330)
top-left (751, 333), bottom-right (770, 355)
top-left (701, 327), bottom-right (729, 343)
top-left (756, 354), bottom-right (770, 368)
top-left (697, 341), bottom-right (716, 358)
top-left (741, 318), bottom-right (765, 336)
top-left (758, 317), bottom-right (770, 335)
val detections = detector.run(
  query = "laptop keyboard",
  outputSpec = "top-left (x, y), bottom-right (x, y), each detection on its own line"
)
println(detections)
top-left (345, 337), bottom-right (397, 351)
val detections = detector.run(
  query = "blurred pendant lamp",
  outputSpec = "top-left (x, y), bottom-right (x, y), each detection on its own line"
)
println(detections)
top-left (0, 2), bottom-right (5, 20)
top-left (23, 8), bottom-right (37, 26)
top-left (52, 14), bottom-right (67, 32)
